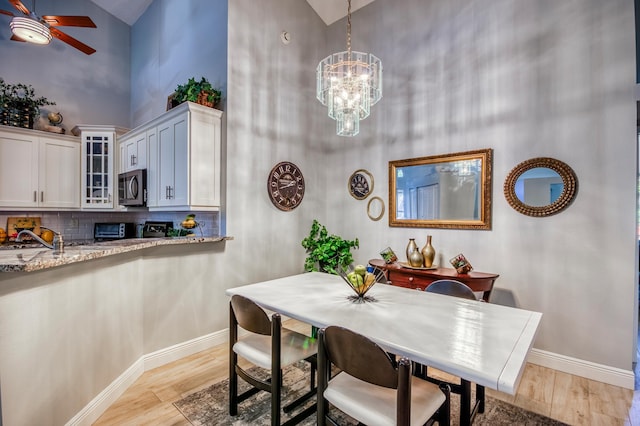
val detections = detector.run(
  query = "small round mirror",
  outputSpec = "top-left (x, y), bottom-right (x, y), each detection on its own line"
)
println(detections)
top-left (504, 158), bottom-right (577, 217)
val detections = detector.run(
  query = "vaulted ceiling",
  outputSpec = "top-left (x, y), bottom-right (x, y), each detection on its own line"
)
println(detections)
top-left (89, 0), bottom-right (376, 26)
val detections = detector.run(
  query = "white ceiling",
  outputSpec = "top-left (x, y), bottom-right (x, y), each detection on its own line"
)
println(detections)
top-left (89, 0), bottom-right (154, 26)
top-left (88, 0), bottom-right (376, 27)
top-left (305, 0), bottom-right (377, 26)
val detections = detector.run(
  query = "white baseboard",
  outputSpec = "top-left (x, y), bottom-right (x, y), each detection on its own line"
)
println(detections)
top-left (65, 329), bottom-right (228, 426)
top-left (528, 348), bottom-right (635, 390)
top-left (65, 359), bottom-right (144, 426)
top-left (144, 329), bottom-right (229, 370)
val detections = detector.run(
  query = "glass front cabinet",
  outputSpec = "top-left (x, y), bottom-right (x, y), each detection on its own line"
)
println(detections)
top-left (76, 125), bottom-right (128, 209)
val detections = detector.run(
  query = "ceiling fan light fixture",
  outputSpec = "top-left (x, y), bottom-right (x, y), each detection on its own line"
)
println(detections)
top-left (10, 17), bottom-right (51, 44)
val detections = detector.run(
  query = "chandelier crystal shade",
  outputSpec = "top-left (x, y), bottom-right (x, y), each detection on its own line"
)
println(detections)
top-left (316, 0), bottom-right (382, 137)
top-left (10, 17), bottom-right (52, 44)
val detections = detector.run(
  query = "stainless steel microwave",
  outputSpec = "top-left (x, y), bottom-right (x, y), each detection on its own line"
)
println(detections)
top-left (118, 169), bottom-right (147, 206)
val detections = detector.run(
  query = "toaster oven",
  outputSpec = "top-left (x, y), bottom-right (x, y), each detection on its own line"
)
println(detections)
top-left (94, 222), bottom-right (136, 240)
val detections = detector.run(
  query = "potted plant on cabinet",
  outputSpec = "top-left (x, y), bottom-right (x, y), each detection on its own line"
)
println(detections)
top-left (170, 77), bottom-right (222, 110)
top-left (0, 78), bottom-right (55, 129)
top-left (301, 219), bottom-right (359, 275)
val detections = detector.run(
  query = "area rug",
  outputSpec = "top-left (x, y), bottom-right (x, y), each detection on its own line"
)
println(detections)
top-left (174, 361), bottom-right (567, 425)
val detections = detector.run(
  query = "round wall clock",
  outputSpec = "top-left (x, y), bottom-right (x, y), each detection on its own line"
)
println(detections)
top-left (348, 169), bottom-right (374, 200)
top-left (267, 161), bottom-right (305, 211)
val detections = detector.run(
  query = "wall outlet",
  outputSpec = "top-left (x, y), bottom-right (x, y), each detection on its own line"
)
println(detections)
top-left (67, 218), bottom-right (79, 229)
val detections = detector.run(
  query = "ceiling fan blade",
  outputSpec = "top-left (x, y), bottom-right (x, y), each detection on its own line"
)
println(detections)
top-left (41, 15), bottom-right (96, 28)
top-left (0, 9), bottom-right (15, 16)
top-left (10, 34), bottom-right (25, 42)
top-left (8, 0), bottom-right (29, 15)
top-left (49, 27), bottom-right (96, 55)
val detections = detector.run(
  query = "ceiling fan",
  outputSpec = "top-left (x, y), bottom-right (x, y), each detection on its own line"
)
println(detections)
top-left (0, 0), bottom-right (97, 55)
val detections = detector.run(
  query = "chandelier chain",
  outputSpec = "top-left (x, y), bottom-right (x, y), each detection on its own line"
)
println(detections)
top-left (316, 0), bottom-right (382, 136)
top-left (346, 0), bottom-right (351, 60)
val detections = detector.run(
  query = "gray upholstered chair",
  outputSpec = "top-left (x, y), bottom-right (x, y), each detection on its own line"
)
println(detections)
top-left (229, 295), bottom-right (317, 426)
top-left (317, 325), bottom-right (450, 426)
top-left (425, 279), bottom-right (478, 300)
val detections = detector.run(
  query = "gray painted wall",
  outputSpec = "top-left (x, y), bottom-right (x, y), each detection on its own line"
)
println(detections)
top-left (229, 0), bottom-right (637, 374)
top-left (0, 0), bottom-right (131, 130)
top-left (322, 0), bottom-right (637, 371)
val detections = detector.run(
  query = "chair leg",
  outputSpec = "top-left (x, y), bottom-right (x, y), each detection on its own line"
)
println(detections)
top-left (229, 302), bottom-right (239, 416)
top-left (317, 329), bottom-right (329, 426)
top-left (460, 379), bottom-right (472, 426)
top-left (271, 314), bottom-right (283, 426)
top-left (438, 383), bottom-right (451, 426)
top-left (477, 384), bottom-right (485, 413)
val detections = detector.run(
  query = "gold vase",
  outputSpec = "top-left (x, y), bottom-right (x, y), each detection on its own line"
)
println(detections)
top-left (406, 238), bottom-right (418, 261)
top-left (406, 238), bottom-right (423, 267)
top-left (408, 249), bottom-right (424, 267)
top-left (421, 235), bottom-right (436, 268)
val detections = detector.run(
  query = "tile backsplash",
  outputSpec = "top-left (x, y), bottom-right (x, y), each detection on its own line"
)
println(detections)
top-left (0, 210), bottom-right (219, 241)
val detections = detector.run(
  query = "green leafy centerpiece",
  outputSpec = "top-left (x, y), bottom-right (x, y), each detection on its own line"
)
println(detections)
top-left (301, 219), bottom-right (359, 275)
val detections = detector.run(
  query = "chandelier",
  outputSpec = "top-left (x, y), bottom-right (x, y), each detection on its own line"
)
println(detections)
top-left (316, 0), bottom-right (382, 137)
top-left (10, 17), bottom-right (52, 45)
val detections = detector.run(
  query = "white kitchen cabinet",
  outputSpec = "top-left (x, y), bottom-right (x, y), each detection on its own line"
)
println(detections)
top-left (0, 125), bottom-right (80, 209)
top-left (126, 101), bottom-right (222, 211)
top-left (155, 113), bottom-right (188, 207)
top-left (76, 125), bottom-right (128, 209)
top-left (118, 128), bottom-right (150, 173)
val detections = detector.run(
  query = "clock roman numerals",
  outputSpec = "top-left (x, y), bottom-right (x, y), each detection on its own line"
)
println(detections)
top-left (268, 161), bottom-right (305, 211)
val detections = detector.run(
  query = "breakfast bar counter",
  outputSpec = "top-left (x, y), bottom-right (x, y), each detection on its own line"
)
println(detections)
top-left (0, 236), bottom-right (232, 272)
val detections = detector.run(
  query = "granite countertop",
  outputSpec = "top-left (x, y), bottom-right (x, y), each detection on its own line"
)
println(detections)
top-left (0, 237), bottom-right (232, 273)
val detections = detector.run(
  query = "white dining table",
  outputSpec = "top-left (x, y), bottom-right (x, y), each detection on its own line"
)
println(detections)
top-left (226, 272), bottom-right (542, 424)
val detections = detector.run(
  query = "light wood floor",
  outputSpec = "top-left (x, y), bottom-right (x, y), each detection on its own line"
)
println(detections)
top-left (94, 320), bottom-right (639, 425)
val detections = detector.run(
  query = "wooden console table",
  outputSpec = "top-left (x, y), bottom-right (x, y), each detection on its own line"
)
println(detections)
top-left (368, 258), bottom-right (499, 302)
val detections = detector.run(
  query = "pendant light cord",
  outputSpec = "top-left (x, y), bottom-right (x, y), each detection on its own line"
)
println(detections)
top-left (346, 0), bottom-right (352, 60)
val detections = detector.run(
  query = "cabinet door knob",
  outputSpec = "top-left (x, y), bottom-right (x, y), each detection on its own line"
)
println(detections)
top-left (33, 191), bottom-right (37, 202)
top-left (41, 191), bottom-right (44, 202)
top-left (408, 276), bottom-right (414, 282)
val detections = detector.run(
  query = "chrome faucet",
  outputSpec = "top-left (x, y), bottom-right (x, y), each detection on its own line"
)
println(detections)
top-left (15, 228), bottom-right (64, 253)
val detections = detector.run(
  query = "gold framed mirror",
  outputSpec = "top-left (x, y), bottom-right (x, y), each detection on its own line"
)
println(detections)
top-left (389, 149), bottom-right (493, 229)
top-left (503, 157), bottom-right (578, 217)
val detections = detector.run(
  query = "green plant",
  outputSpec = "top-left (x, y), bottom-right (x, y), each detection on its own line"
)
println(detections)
top-left (174, 77), bottom-right (221, 106)
top-left (0, 78), bottom-right (55, 118)
top-left (301, 219), bottom-right (359, 275)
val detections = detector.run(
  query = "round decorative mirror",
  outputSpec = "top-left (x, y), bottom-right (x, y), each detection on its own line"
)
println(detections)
top-left (504, 157), bottom-right (578, 217)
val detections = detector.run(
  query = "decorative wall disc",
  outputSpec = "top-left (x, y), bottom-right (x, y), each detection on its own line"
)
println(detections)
top-left (348, 169), bottom-right (374, 200)
top-left (267, 161), bottom-right (305, 211)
